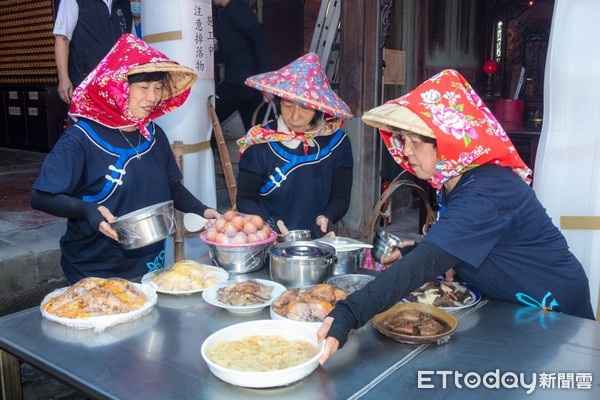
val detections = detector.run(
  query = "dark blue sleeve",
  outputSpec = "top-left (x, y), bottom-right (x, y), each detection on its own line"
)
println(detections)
top-left (327, 242), bottom-right (460, 347)
top-left (32, 127), bottom-right (86, 196)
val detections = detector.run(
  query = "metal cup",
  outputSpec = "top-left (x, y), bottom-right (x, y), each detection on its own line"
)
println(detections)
top-left (371, 229), bottom-right (402, 263)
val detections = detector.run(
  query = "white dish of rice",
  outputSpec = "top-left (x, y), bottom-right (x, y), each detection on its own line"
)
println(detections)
top-left (200, 320), bottom-right (324, 388)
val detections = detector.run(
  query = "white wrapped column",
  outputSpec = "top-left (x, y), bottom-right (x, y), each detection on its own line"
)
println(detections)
top-left (142, 0), bottom-right (216, 262)
top-left (533, 0), bottom-right (600, 318)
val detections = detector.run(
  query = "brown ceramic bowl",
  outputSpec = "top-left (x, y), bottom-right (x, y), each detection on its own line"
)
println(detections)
top-left (371, 302), bottom-right (457, 345)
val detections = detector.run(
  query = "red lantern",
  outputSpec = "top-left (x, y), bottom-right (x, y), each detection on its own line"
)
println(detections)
top-left (483, 59), bottom-right (497, 75)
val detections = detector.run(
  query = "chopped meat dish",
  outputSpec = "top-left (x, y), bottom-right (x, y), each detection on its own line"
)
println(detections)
top-left (383, 309), bottom-right (449, 336)
top-left (407, 280), bottom-right (473, 308)
top-left (272, 284), bottom-right (347, 322)
top-left (216, 280), bottom-right (274, 306)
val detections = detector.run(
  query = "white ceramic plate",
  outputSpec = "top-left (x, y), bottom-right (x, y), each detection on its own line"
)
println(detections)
top-left (141, 264), bottom-right (229, 296)
top-left (403, 279), bottom-right (481, 311)
top-left (202, 279), bottom-right (287, 315)
top-left (201, 319), bottom-right (325, 388)
top-left (269, 306), bottom-right (323, 330)
top-left (40, 282), bottom-right (157, 333)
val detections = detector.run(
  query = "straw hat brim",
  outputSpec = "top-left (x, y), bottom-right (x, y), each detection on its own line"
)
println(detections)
top-left (362, 103), bottom-right (435, 138)
top-left (128, 62), bottom-right (197, 98)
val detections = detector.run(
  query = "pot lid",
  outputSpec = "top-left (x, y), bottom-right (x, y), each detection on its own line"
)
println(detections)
top-left (315, 237), bottom-right (373, 252)
top-left (270, 241), bottom-right (335, 259)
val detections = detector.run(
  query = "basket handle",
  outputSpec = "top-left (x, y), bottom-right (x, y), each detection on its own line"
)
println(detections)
top-left (360, 171), bottom-right (436, 244)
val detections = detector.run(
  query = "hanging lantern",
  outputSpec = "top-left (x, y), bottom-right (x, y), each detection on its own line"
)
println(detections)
top-left (483, 59), bottom-right (497, 75)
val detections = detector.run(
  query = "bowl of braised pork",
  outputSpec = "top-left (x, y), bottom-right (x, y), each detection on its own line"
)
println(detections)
top-left (371, 302), bottom-right (457, 345)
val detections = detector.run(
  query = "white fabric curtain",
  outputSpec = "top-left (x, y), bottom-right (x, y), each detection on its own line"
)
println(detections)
top-left (533, 0), bottom-right (600, 318)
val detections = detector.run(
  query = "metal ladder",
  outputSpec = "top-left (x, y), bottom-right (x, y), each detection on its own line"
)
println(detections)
top-left (309, 0), bottom-right (341, 87)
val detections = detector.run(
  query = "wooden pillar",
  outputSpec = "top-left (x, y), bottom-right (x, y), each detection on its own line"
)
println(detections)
top-left (172, 140), bottom-right (184, 262)
top-left (338, 0), bottom-right (379, 115)
top-left (337, 0), bottom-right (381, 232)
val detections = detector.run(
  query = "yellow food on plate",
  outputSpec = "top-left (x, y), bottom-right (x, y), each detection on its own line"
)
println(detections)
top-left (208, 335), bottom-right (318, 371)
top-left (41, 277), bottom-right (147, 319)
top-left (151, 260), bottom-right (222, 291)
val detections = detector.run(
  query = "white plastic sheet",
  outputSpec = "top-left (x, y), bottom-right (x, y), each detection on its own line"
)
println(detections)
top-left (40, 283), bottom-right (158, 333)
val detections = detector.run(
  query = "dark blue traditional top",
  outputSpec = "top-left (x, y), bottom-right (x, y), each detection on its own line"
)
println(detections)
top-left (425, 164), bottom-right (593, 318)
top-left (33, 119), bottom-right (181, 283)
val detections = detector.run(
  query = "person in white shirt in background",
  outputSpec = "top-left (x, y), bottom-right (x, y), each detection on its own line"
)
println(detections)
top-left (53, 0), bottom-right (133, 104)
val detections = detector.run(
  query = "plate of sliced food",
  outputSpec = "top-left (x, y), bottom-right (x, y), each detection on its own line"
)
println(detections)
top-left (202, 279), bottom-right (287, 315)
top-left (404, 279), bottom-right (481, 311)
top-left (141, 259), bottom-right (228, 295)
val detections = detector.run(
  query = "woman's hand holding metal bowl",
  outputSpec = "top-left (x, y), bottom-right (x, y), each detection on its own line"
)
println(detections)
top-left (109, 201), bottom-right (176, 250)
top-left (379, 240), bottom-right (416, 266)
top-left (98, 205), bottom-right (119, 241)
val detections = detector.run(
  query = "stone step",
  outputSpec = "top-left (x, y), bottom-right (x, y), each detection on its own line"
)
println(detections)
top-left (0, 220), bottom-right (68, 316)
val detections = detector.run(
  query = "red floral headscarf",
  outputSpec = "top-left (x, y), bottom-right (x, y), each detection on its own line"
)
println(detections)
top-left (363, 69), bottom-right (532, 189)
top-left (69, 34), bottom-right (197, 140)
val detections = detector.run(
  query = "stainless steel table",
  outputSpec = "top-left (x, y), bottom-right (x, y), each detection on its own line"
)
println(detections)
top-left (1, 267), bottom-right (599, 399)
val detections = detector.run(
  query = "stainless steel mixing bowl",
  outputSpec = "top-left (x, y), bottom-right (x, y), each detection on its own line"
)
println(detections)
top-left (110, 200), bottom-right (175, 250)
top-left (206, 241), bottom-right (272, 274)
top-left (201, 231), bottom-right (277, 274)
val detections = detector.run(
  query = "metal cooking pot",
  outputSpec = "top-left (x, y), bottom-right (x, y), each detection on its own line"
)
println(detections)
top-left (331, 248), bottom-right (364, 275)
top-left (315, 237), bottom-right (369, 275)
top-left (110, 200), bottom-right (175, 250)
top-left (269, 241), bottom-right (336, 288)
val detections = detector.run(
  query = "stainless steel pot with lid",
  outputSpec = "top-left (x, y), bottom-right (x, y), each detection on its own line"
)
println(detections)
top-left (315, 237), bottom-right (372, 275)
top-left (269, 241), bottom-right (336, 288)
